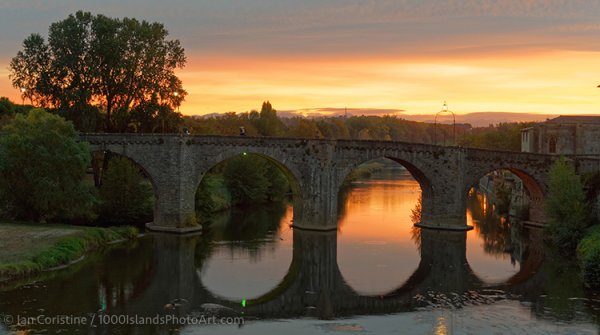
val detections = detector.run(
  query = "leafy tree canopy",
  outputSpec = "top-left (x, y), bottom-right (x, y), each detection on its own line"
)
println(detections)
top-left (0, 109), bottom-right (94, 221)
top-left (9, 11), bottom-right (186, 132)
top-left (252, 101), bottom-right (286, 136)
top-left (98, 157), bottom-right (153, 224)
top-left (545, 157), bottom-right (592, 252)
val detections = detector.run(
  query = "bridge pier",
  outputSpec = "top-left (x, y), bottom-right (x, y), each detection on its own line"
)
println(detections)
top-left (292, 169), bottom-right (339, 231)
top-left (146, 162), bottom-right (202, 234)
top-left (417, 184), bottom-right (472, 231)
top-left (147, 188), bottom-right (201, 233)
top-left (417, 213), bottom-right (470, 231)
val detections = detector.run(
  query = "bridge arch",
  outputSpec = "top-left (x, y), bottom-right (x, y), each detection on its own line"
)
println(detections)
top-left (91, 149), bottom-right (159, 196)
top-left (339, 156), bottom-right (433, 196)
top-left (464, 166), bottom-right (546, 224)
top-left (335, 156), bottom-right (430, 295)
top-left (193, 149), bottom-right (303, 199)
top-left (337, 156), bottom-right (434, 221)
top-left (89, 149), bottom-right (159, 225)
top-left (192, 147), bottom-right (305, 229)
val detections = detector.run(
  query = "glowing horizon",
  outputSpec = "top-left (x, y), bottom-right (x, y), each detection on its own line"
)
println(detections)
top-left (174, 50), bottom-right (600, 117)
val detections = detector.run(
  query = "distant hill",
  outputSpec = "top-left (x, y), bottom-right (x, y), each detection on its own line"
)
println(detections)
top-left (188, 108), bottom-right (600, 127)
top-left (399, 112), bottom-right (554, 127)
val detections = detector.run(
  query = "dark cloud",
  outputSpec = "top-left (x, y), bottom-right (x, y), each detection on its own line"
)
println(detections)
top-left (2, 0), bottom-right (600, 59)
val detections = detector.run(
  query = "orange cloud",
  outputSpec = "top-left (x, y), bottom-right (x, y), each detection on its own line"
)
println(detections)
top-left (176, 50), bottom-right (600, 116)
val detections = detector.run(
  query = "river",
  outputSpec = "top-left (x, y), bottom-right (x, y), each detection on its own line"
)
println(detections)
top-left (1, 164), bottom-right (599, 334)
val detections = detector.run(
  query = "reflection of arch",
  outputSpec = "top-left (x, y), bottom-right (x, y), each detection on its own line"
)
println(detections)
top-left (548, 136), bottom-right (557, 154)
top-left (192, 229), bottom-right (325, 314)
top-left (340, 257), bottom-right (430, 299)
top-left (470, 228), bottom-right (545, 289)
top-left (190, 227), bottom-right (544, 318)
top-left (195, 249), bottom-right (301, 306)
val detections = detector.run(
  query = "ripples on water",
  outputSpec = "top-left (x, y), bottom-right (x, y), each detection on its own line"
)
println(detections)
top-left (1, 165), bottom-right (599, 334)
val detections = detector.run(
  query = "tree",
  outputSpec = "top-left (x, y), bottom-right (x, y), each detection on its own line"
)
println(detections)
top-left (129, 98), bottom-right (182, 133)
top-left (0, 97), bottom-right (17, 128)
top-left (459, 122), bottom-right (535, 151)
top-left (252, 101), bottom-right (286, 136)
top-left (0, 109), bottom-right (95, 221)
top-left (224, 155), bottom-right (271, 205)
top-left (9, 11), bottom-right (186, 132)
top-left (545, 157), bottom-right (591, 252)
top-left (98, 157), bottom-right (153, 224)
top-left (0, 97), bottom-right (16, 117)
top-left (289, 118), bottom-right (322, 138)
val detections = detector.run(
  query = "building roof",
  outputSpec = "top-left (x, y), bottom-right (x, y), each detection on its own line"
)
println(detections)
top-left (545, 115), bottom-right (600, 124)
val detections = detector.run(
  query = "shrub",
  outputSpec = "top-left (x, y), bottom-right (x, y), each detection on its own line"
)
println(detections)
top-left (196, 154), bottom-right (291, 213)
top-left (224, 155), bottom-right (271, 205)
top-left (577, 225), bottom-right (600, 288)
top-left (545, 157), bottom-right (591, 253)
top-left (98, 157), bottom-right (153, 224)
top-left (195, 174), bottom-right (232, 214)
top-left (0, 109), bottom-right (95, 222)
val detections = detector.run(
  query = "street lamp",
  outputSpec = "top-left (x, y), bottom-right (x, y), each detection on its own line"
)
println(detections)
top-left (173, 91), bottom-right (180, 112)
top-left (433, 101), bottom-right (456, 146)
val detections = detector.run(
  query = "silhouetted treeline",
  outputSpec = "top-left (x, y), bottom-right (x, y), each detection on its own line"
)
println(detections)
top-left (185, 101), bottom-right (465, 145)
top-left (1, 97), bottom-right (536, 151)
top-left (460, 122), bottom-right (537, 152)
top-left (184, 101), bottom-right (535, 151)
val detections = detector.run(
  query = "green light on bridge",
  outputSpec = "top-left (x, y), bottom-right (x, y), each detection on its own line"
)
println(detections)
top-left (241, 299), bottom-right (247, 307)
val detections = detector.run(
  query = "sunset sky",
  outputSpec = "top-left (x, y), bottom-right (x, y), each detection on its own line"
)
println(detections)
top-left (1, 1), bottom-right (600, 117)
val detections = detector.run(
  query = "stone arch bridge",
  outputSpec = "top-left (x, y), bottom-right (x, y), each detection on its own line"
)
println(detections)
top-left (80, 134), bottom-right (600, 233)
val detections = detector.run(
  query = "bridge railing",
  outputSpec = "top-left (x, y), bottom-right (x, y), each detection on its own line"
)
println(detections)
top-left (78, 132), bottom-right (568, 158)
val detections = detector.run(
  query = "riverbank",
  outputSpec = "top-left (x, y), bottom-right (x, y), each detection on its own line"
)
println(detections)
top-left (0, 222), bottom-right (137, 281)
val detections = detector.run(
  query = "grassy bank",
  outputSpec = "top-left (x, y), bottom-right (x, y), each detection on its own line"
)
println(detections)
top-left (0, 222), bottom-right (137, 280)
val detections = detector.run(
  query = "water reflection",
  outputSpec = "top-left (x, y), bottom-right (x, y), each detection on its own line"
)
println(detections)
top-left (337, 168), bottom-right (421, 295)
top-left (0, 221), bottom-right (594, 334)
top-left (2, 166), bottom-right (599, 334)
top-left (466, 189), bottom-right (528, 283)
top-left (198, 204), bottom-right (293, 300)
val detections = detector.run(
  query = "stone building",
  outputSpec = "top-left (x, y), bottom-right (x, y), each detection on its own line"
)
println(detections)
top-left (521, 116), bottom-right (600, 155)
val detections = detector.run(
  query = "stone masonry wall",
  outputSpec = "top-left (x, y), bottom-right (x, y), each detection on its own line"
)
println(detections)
top-left (81, 134), bottom-right (591, 232)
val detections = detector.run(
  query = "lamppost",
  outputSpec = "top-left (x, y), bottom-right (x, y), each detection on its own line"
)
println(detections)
top-left (433, 101), bottom-right (456, 146)
top-left (173, 91), bottom-right (180, 112)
